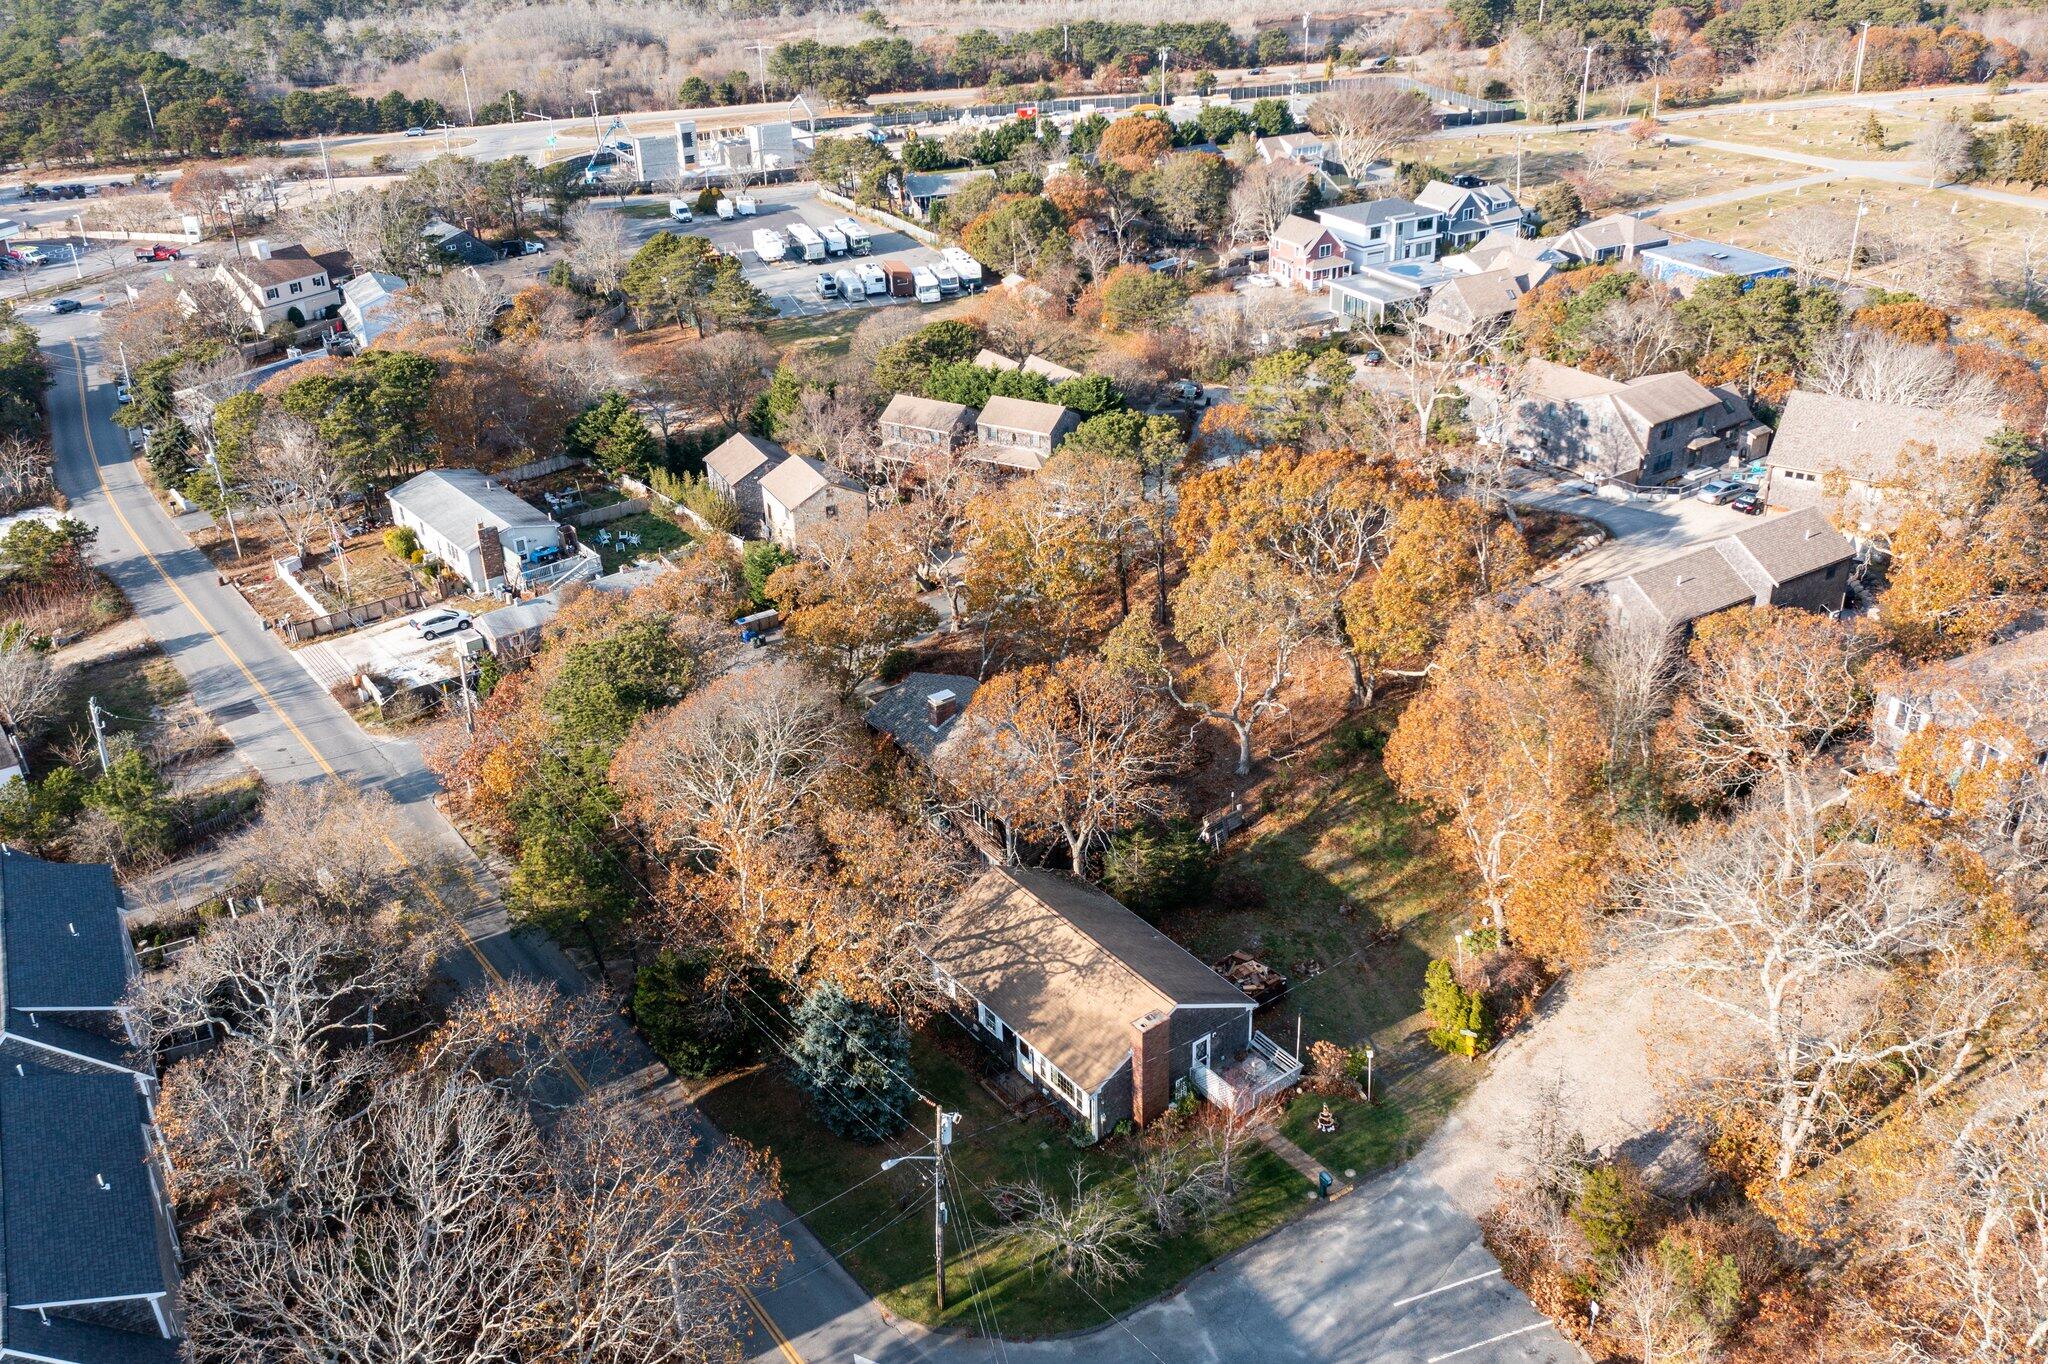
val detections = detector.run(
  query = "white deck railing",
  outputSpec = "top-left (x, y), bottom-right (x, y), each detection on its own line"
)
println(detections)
top-left (1192, 1030), bottom-right (1303, 1114)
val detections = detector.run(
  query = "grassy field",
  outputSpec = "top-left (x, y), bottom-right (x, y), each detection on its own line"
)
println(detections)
top-left (1660, 176), bottom-right (2048, 298)
top-left (700, 1029), bottom-right (1310, 1336)
top-left (1671, 88), bottom-right (2045, 161)
top-left (1417, 131), bottom-right (1799, 214)
top-left (48, 646), bottom-right (188, 752)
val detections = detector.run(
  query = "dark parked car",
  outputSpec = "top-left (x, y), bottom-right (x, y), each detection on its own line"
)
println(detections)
top-left (1729, 492), bottom-right (1764, 515)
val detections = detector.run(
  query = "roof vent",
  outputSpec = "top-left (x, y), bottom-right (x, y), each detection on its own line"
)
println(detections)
top-left (1675, 574), bottom-right (1692, 586)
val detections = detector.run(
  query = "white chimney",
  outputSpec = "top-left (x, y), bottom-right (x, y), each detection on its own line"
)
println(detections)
top-left (249, 238), bottom-right (272, 260)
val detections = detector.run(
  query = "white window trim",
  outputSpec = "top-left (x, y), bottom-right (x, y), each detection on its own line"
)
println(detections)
top-left (976, 1000), bottom-right (1004, 1039)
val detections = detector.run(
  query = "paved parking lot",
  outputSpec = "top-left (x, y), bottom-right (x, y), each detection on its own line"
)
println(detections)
top-left (294, 611), bottom-right (473, 691)
top-left (604, 183), bottom-right (957, 319)
top-left (1517, 479), bottom-right (1770, 589)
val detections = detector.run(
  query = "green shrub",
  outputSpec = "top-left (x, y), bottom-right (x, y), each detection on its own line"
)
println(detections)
top-left (1572, 1164), bottom-right (1644, 1258)
top-left (670, 473), bottom-right (740, 533)
top-left (876, 647), bottom-right (917, 684)
top-left (631, 953), bottom-right (760, 1079)
top-left (741, 541), bottom-right (796, 607)
top-left (1421, 958), bottom-right (1491, 1057)
top-left (383, 525), bottom-right (420, 561)
top-left (1102, 820), bottom-right (1214, 920)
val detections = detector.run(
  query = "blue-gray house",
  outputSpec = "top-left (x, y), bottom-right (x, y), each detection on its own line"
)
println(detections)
top-left (1636, 238), bottom-right (1794, 294)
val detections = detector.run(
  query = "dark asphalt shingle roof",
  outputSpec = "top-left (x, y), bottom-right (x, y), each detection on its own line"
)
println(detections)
top-left (0, 1312), bottom-right (184, 1364)
top-left (0, 1064), bottom-right (169, 1309)
top-left (0, 852), bottom-right (127, 1012)
top-left (865, 673), bottom-right (978, 763)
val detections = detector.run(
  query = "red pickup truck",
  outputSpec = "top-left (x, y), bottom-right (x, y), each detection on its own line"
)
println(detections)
top-left (132, 244), bottom-right (181, 261)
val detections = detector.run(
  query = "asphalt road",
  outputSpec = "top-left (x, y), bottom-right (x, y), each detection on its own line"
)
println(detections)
top-left (40, 331), bottom-right (1576, 1363)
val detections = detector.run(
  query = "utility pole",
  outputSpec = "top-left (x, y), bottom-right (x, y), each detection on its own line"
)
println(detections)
top-left (586, 88), bottom-right (604, 150)
top-left (1843, 189), bottom-right (1867, 282)
top-left (208, 448), bottom-right (243, 558)
top-left (880, 1109), bottom-right (960, 1311)
top-left (1515, 138), bottom-right (1524, 195)
top-left (1852, 20), bottom-right (1872, 96)
top-left (87, 697), bottom-right (110, 774)
top-left (70, 214), bottom-right (84, 282)
top-left (317, 133), bottom-right (334, 194)
top-left (1301, 11), bottom-right (1312, 63)
top-left (1157, 47), bottom-right (1172, 104)
top-left (1063, 23), bottom-right (1069, 61)
top-left (745, 43), bottom-right (773, 103)
top-left (1577, 45), bottom-right (1595, 122)
top-left (116, 341), bottom-right (131, 387)
top-left (454, 643), bottom-right (475, 733)
top-left (459, 66), bottom-right (476, 125)
top-left (137, 82), bottom-right (157, 145)
top-left (1651, 80), bottom-right (1661, 119)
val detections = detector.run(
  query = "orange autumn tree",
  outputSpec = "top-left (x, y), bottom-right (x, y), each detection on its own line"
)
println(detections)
top-left (612, 660), bottom-right (962, 1006)
top-left (1097, 113), bottom-right (1173, 172)
top-left (1343, 495), bottom-right (1533, 703)
top-left (1176, 446), bottom-right (1434, 707)
top-left (1383, 590), bottom-right (1609, 962)
top-left (933, 655), bottom-right (1185, 873)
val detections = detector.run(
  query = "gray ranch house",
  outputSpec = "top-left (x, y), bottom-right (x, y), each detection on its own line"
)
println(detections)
top-left (928, 867), bottom-right (1301, 1139)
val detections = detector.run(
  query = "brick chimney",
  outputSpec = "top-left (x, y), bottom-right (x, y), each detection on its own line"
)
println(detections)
top-left (1131, 1010), bottom-right (1171, 1127)
top-left (476, 524), bottom-right (506, 585)
top-left (926, 688), bottom-right (959, 729)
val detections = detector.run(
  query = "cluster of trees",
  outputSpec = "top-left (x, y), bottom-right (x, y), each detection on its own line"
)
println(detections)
top-left (764, 20), bottom-right (1312, 104)
top-left (130, 782), bottom-right (785, 1361)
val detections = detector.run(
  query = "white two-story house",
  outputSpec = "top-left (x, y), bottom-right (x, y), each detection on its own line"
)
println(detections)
top-left (1315, 198), bottom-right (1440, 268)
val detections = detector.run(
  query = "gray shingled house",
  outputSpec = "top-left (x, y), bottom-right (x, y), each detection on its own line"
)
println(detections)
top-left (864, 672), bottom-right (978, 765)
top-left (704, 432), bottom-right (788, 522)
top-left (1603, 507), bottom-right (1855, 635)
top-left (0, 849), bottom-right (184, 1360)
top-left (928, 867), bottom-right (1301, 1139)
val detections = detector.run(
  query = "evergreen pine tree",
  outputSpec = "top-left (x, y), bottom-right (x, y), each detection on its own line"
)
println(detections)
top-left (787, 982), bottom-right (916, 1141)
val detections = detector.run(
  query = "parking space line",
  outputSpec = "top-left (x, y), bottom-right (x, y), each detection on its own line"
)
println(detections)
top-left (1425, 1321), bottom-right (1552, 1362)
top-left (1390, 1269), bottom-right (1501, 1309)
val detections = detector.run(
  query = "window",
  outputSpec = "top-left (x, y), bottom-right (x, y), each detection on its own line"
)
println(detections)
top-left (824, 503), bottom-right (839, 519)
top-left (289, 282), bottom-right (302, 295)
top-left (1315, 243), bottom-right (1330, 259)
top-left (976, 1001), bottom-right (1003, 1039)
top-left (313, 275), bottom-right (324, 287)
top-left (265, 288), bottom-right (278, 301)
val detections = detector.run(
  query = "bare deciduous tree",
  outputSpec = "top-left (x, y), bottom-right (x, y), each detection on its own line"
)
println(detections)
top-left (1622, 796), bottom-right (1985, 1182)
top-left (0, 434), bottom-right (50, 509)
top-left (565, 203), bottom-right (633, 297)
top-left (1582, 294), bottom-right (1691, 379)
top-left (995, 1167), bottom-right (1154, 1285)
top-left (1603, 1250), bottom-right (1720, 1362)
top-left (1306, 83), bottom-right (1438, 179)
top-left (0, 630), bottom-right (61, 736)
top-left (1805, 328), bottom-right (2005, 417)
top-left (220, 781), bottom-right (413, 912)
top-left (1225, 158), bottom-right (1312, 247)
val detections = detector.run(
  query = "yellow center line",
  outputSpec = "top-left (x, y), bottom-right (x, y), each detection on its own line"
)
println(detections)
top-left (67, 344), bottom-right (806, 1364)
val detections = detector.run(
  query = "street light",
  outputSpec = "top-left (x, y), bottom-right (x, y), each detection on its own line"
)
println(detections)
top-left (880, 1110), bottom-right (960, 1310)
top-left (1363, 1045), bottom-right (1375, 1103)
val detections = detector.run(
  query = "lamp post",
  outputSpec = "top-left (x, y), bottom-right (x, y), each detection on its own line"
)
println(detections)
top-left (1363, 1045), bottom-right (1375, 1103)
top-left (881, 1110), bottom-right (961, 1310)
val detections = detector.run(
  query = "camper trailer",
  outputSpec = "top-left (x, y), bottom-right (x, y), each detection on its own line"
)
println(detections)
top-left (787, 222), bottom-right (827, 263)
top-left (836, 218), bottom-right (873, 254)
top-left (821, 225), bottom-right (848, 255)
top-left (912, 266), bottom-right (941, 303)
top-left (857, 263), bottom-right (889, 297)
top-left (751, 228), bottom-right (788, 262)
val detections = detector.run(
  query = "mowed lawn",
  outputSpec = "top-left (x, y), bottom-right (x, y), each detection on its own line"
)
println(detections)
top-left (699, 1029), bottom-right (1310, 1336)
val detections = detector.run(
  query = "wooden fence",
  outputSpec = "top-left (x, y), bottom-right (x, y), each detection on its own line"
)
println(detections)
top-left (569, 497), bottom-right (650, 528)
top-left (279, 587), bottom-right (432, 642)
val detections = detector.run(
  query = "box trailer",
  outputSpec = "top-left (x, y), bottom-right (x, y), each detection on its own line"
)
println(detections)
top-left (734, 195), bottom-right (759, 216)
top-left (857, 263), bottom-right (889, 297)
top-left (751, 228), bottom-right (788, 262)
top-left (787, 222), bottom-right (827, 263)
top-left (716, 197), bottom-right (736, 220)
top-left (884, 262), bottom-right (914, 298)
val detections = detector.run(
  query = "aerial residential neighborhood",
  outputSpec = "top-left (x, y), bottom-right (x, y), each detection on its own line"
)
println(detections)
top-left (1, 2), bottom-right (2047, 1361)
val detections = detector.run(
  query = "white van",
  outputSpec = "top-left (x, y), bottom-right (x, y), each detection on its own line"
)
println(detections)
top-left (667, 198), bottom-right (695, 222)
top-left (734, 195), bottom-right (759, 216)
top-left (912, 266), bottom-right (941, 304)
top-left (716, 197), bottom-right (736, 220)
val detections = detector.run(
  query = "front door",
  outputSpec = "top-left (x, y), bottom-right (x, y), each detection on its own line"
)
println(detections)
top-left (1015, 1037), bottom-right (1036, 1079)
top-left (1191, 1033), bottom-right (1211, 1073)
